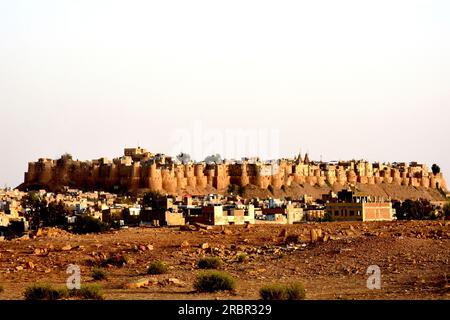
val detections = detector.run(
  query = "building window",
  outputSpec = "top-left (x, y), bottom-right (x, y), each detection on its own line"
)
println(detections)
top-left (335, 210), bottom-right (339, 216)
top-left (350, 210), bottom-right (355, 216)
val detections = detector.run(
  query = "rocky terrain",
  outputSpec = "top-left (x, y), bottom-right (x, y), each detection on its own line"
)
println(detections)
top-left (242, 183), bottom-right (446, 202)
top-left (0, 221), bottom-right (449, 300)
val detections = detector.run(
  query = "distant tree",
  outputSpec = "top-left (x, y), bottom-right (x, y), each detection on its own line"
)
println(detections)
top-left (62, 153), bottom-right (73, 160)
top-left (72, 214), bottom-right (108, 234)
top-left (394, 199), bottom-right (437, 220)
top-left (319, 211), bottom-right (334, 222)
top-left (432, 164), bottom-right (441, 175)
top-left (227, 184), bottom-right (244, 196)
top-left (443, 203), bottom-right (450, 220)
top-left (21, 194), bottom-right (68, 229)
top-left (176, 152), bottom-right (191, 164)
top-left (22, 193), bottom-right (47, 229)
top-left (204, 154), bottom-right (223, 165)
top-left (141, 191), bottom-right (165, 207)
top-left (45, 201), bottom-right (69, 227)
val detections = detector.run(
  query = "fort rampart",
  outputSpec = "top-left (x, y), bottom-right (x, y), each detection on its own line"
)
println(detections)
top-left (21, 148), bottom-right (448, 195)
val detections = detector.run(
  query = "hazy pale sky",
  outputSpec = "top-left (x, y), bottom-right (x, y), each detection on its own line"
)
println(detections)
top-left (1, 0), bottom-right (449, 188)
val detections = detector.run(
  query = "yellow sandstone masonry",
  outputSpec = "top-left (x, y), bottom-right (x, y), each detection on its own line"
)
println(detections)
top-left (20, 149), bottom-right (448, 195)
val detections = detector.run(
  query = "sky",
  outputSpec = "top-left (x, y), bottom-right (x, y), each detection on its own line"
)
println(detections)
top-left (0, 0), bottom-right (449, 188)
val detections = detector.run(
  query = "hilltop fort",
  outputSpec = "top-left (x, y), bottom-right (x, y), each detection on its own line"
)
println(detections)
top-left (19, 147), bottom-right (448, 201)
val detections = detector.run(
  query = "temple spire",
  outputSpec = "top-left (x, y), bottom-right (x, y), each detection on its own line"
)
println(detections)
top-left (296, 150), bottom-right (303, 164)
top-left (304, 153), bottom-right (310, 164)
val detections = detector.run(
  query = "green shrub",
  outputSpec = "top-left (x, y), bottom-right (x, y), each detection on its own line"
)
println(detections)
top-left (198, 256), bottom-right (222, 269)
top-left (259, 284), bottom-right (286, 300)
top-left (443, 203), bottom-right (450, 219)
top-left (69, 284), bottom-right (104, 300)
top-left (91, 267), bottom-right (108, 280)
top-left (72, 214), bottom-right (109, 234)
top-left (236, 253), bottom-right (248, 263)
top-left (23, 283), bottom-right (68, 300)
top-left (147, 260), bottom-right (168, 275)
top-left (260, 282), bottom-right (306, 300)
top-left (194, 271), bottom-right (236, 292)
top-left (285, 282), bottom-right (306, 300)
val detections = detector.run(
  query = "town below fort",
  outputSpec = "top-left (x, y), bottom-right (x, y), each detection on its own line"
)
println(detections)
top-left (0, 148), bottom-right (449, 300)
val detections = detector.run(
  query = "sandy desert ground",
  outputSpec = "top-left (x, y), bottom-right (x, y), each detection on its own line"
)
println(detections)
top-left (0, 221), bottom-right (449, 300)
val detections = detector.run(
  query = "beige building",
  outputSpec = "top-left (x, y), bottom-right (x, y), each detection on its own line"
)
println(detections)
top-left (202, 204), bottom-right (255, 225)
top-left (326, 202), bottom-right (394, 222)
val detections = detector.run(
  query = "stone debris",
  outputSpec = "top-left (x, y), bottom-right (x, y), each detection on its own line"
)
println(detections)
top-left (163, 278), bottom-right (186, 287)
top-left (180, 224), bottom-right (198, 231)
top-left (194, 223), bottom-right (213, 231)
top-left (279, 228), bottom-right (288, 238)
top-left (180, 240), bottom-right (190, 248)
top-left (199, 243), bottom-right (209, 250)
top-left (1, 220), bottom-right (449, 300)
top-left (310, 229), bottom-right (318, 243)
top-left (124, 277), bottom-right (158, 289)
top-left (33, 227), bottom-right (72, 238)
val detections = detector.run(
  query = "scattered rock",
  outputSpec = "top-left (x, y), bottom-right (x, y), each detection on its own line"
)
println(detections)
top-left (279, 228), bottom-right (288, 238)
top-left (15, 266), bottom-right (24, 271)
top-left (310, 229), bottom-right (318, 243)
top-left (222, 229), bottom-right (232, 235)
top-left (17, 235), bottom-right (30, 241)
top-left (316, 228), bottom-right (323, 238)
top-left (61, 245), bottom-right (72, 251)
top-left (25, 261), bottom-right (35, 269)
top-left (199, 243), bottom-right (209, 250)
top-left (194, 223), bottom-right (213, 230)
top-left (344, 230), bottom-right (354, 236)
top-left (180, 241), bottom-right (190, 248)
top-left (166, 278), bottom-right (186, 287)
top-left (124, 277), bottom-right (158, 289)
top-left (180, 224), bottom-right (197, 231)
